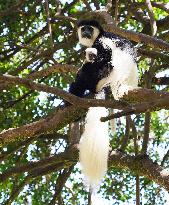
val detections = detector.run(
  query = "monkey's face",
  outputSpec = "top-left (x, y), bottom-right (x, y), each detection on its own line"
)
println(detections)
top-left (81, 25), bottom-right (94, 38)
top-left (77, 25), bottom-right (100, 47)
top-left (85, 48), bottom-right (97, 63)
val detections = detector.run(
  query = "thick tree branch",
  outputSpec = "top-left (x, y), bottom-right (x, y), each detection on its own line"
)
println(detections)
top-left (106, 23), bottom-right (169, 51)
top-left (0, 74), bottom-right (127, 109)
top-left (1, 78), bottom-right (169, 146)
top-left (0, 106), bottom-right (86, 146)
top-left (1, 147), bottom-right (169, 192)
top-left (0, 74), bottom-right (83, 105)
top-left (109, 151), bottom-right (169, 192)
top-left (101, 95), bottom-right (169, 121)
top-left (0, 0), bottom-right (26, 18)
top-left (138, 48), bottom-right (169, 62)
top-left (87, 10), bottom-right (169, 51)
top-left (0, 146), bottom-right (77, 183)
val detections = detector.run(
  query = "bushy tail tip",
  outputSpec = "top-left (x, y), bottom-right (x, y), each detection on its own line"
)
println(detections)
top-left (79, 107), bottom-right (109, 188)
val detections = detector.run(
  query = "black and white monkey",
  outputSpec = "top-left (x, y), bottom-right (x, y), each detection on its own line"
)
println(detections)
top-left (69, 20), bottom-right (138, 188)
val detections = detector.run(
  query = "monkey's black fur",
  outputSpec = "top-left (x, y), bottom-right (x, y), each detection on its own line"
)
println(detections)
top-left (69, 60), bottom-right (112, 97)
top-left (77, 20), bottom-right (104, 33)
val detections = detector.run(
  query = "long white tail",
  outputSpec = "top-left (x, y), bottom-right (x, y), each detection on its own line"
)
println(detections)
top-left (79, 106), bottom-right (109, 188)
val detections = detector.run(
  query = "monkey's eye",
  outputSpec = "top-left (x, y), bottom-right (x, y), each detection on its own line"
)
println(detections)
top-left (89, 53), bottom-right (96, 59)
top-left (81, 26), bottom-right (93, 32)
top-left (81, 26), bottom-right (85, 32)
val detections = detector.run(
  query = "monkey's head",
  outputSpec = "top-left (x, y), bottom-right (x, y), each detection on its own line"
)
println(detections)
top-left (85, 48), bottom-right (97, 63)
top-left (77, 20), bottom-right (103, 47)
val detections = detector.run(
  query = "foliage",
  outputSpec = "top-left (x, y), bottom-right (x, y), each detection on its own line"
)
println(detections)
top-left (0, 0), bottom-right (169, 204)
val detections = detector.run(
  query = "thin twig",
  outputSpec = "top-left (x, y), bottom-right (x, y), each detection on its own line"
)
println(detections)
top-left (129, 117), bottom-right (138, 155)
top-left (136, 175), bottom-right (140, 205)
top-left (4, 176), bottom-right (31, 205)
top-left (115, 0), bottom-right (119, 26)
top-left (141, 112), bottom-right (151, 154)
top-left (141, 57), bottom-right (154, 155)
top-left (88, 187), bottom-right (92, 205)
top-left (129, 115), bottom-right (140, 205)
top-left (145, 0), bottom-right (157, 36)
top-left (161, 150), bottom-right (169, 167)
top-left (48, 166), bottom-right (74, 205)
top-left (120, 116), bottom-right (130, 151)
top-left (44, 0), bottom-right (54, 48)
top-left (82, 0), bottom-right (92, 10)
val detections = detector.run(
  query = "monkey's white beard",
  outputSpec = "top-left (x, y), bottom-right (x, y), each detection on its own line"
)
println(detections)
top-left (79, 106), bottom-right (109, 188)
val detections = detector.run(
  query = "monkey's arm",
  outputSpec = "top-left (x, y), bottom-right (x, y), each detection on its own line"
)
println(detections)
top-left (69, 76), bottom-right (86, 98)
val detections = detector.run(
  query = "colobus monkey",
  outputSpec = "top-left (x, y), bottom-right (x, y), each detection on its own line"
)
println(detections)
top-left (77, 20), bottom-right (138, 98)
top-left (69, 20), bottom-right (138, 188)
top-left (69, 46), bottom-right (113, 98)
top-left (85, 48), bottom-right (97, 62)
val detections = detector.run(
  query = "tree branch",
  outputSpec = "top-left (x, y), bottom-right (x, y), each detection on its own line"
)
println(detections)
top-left (145, 0), bottom-right (157, 36)
top-left (119, 116), bottom-right (130, 151)
top-left (106, 23), bottom-right (169, 51)
top-left (49, 166), bottom-right (74, 205)
top-left (87, 10), bottom-right (169, 51)
top-left (152, 2), bottom-right (169, 14)
top-left (109, 151), bottom-right (169, 192)
top-left (2, 147), bottom-right (169, 193)
top-left (0, 146), bottom-right (77, 183)
top-left (1, 78), bottom-right (169, 146)
top-left (0, 105), bottom-right (86, 146)
top-left (44, 0), bottom-right (54, 48)
top-left (152, 77), bottom-right (169, 85)
top-left (27, 63), bottom-right (77, 80)
top-left (141, 112), bottom-right (151, 154)
top-left (101, 94), bottom-right (169, 121)
top-left (0, 0), bottom-right (26, 18)
top-left (82, 0), bottom-right (92, 10)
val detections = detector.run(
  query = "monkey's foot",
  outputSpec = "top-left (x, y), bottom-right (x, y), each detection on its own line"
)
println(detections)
top-left (114, 85), bottom-right (137, 100)
top-left (96, 77), bottom-right (108, 92)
